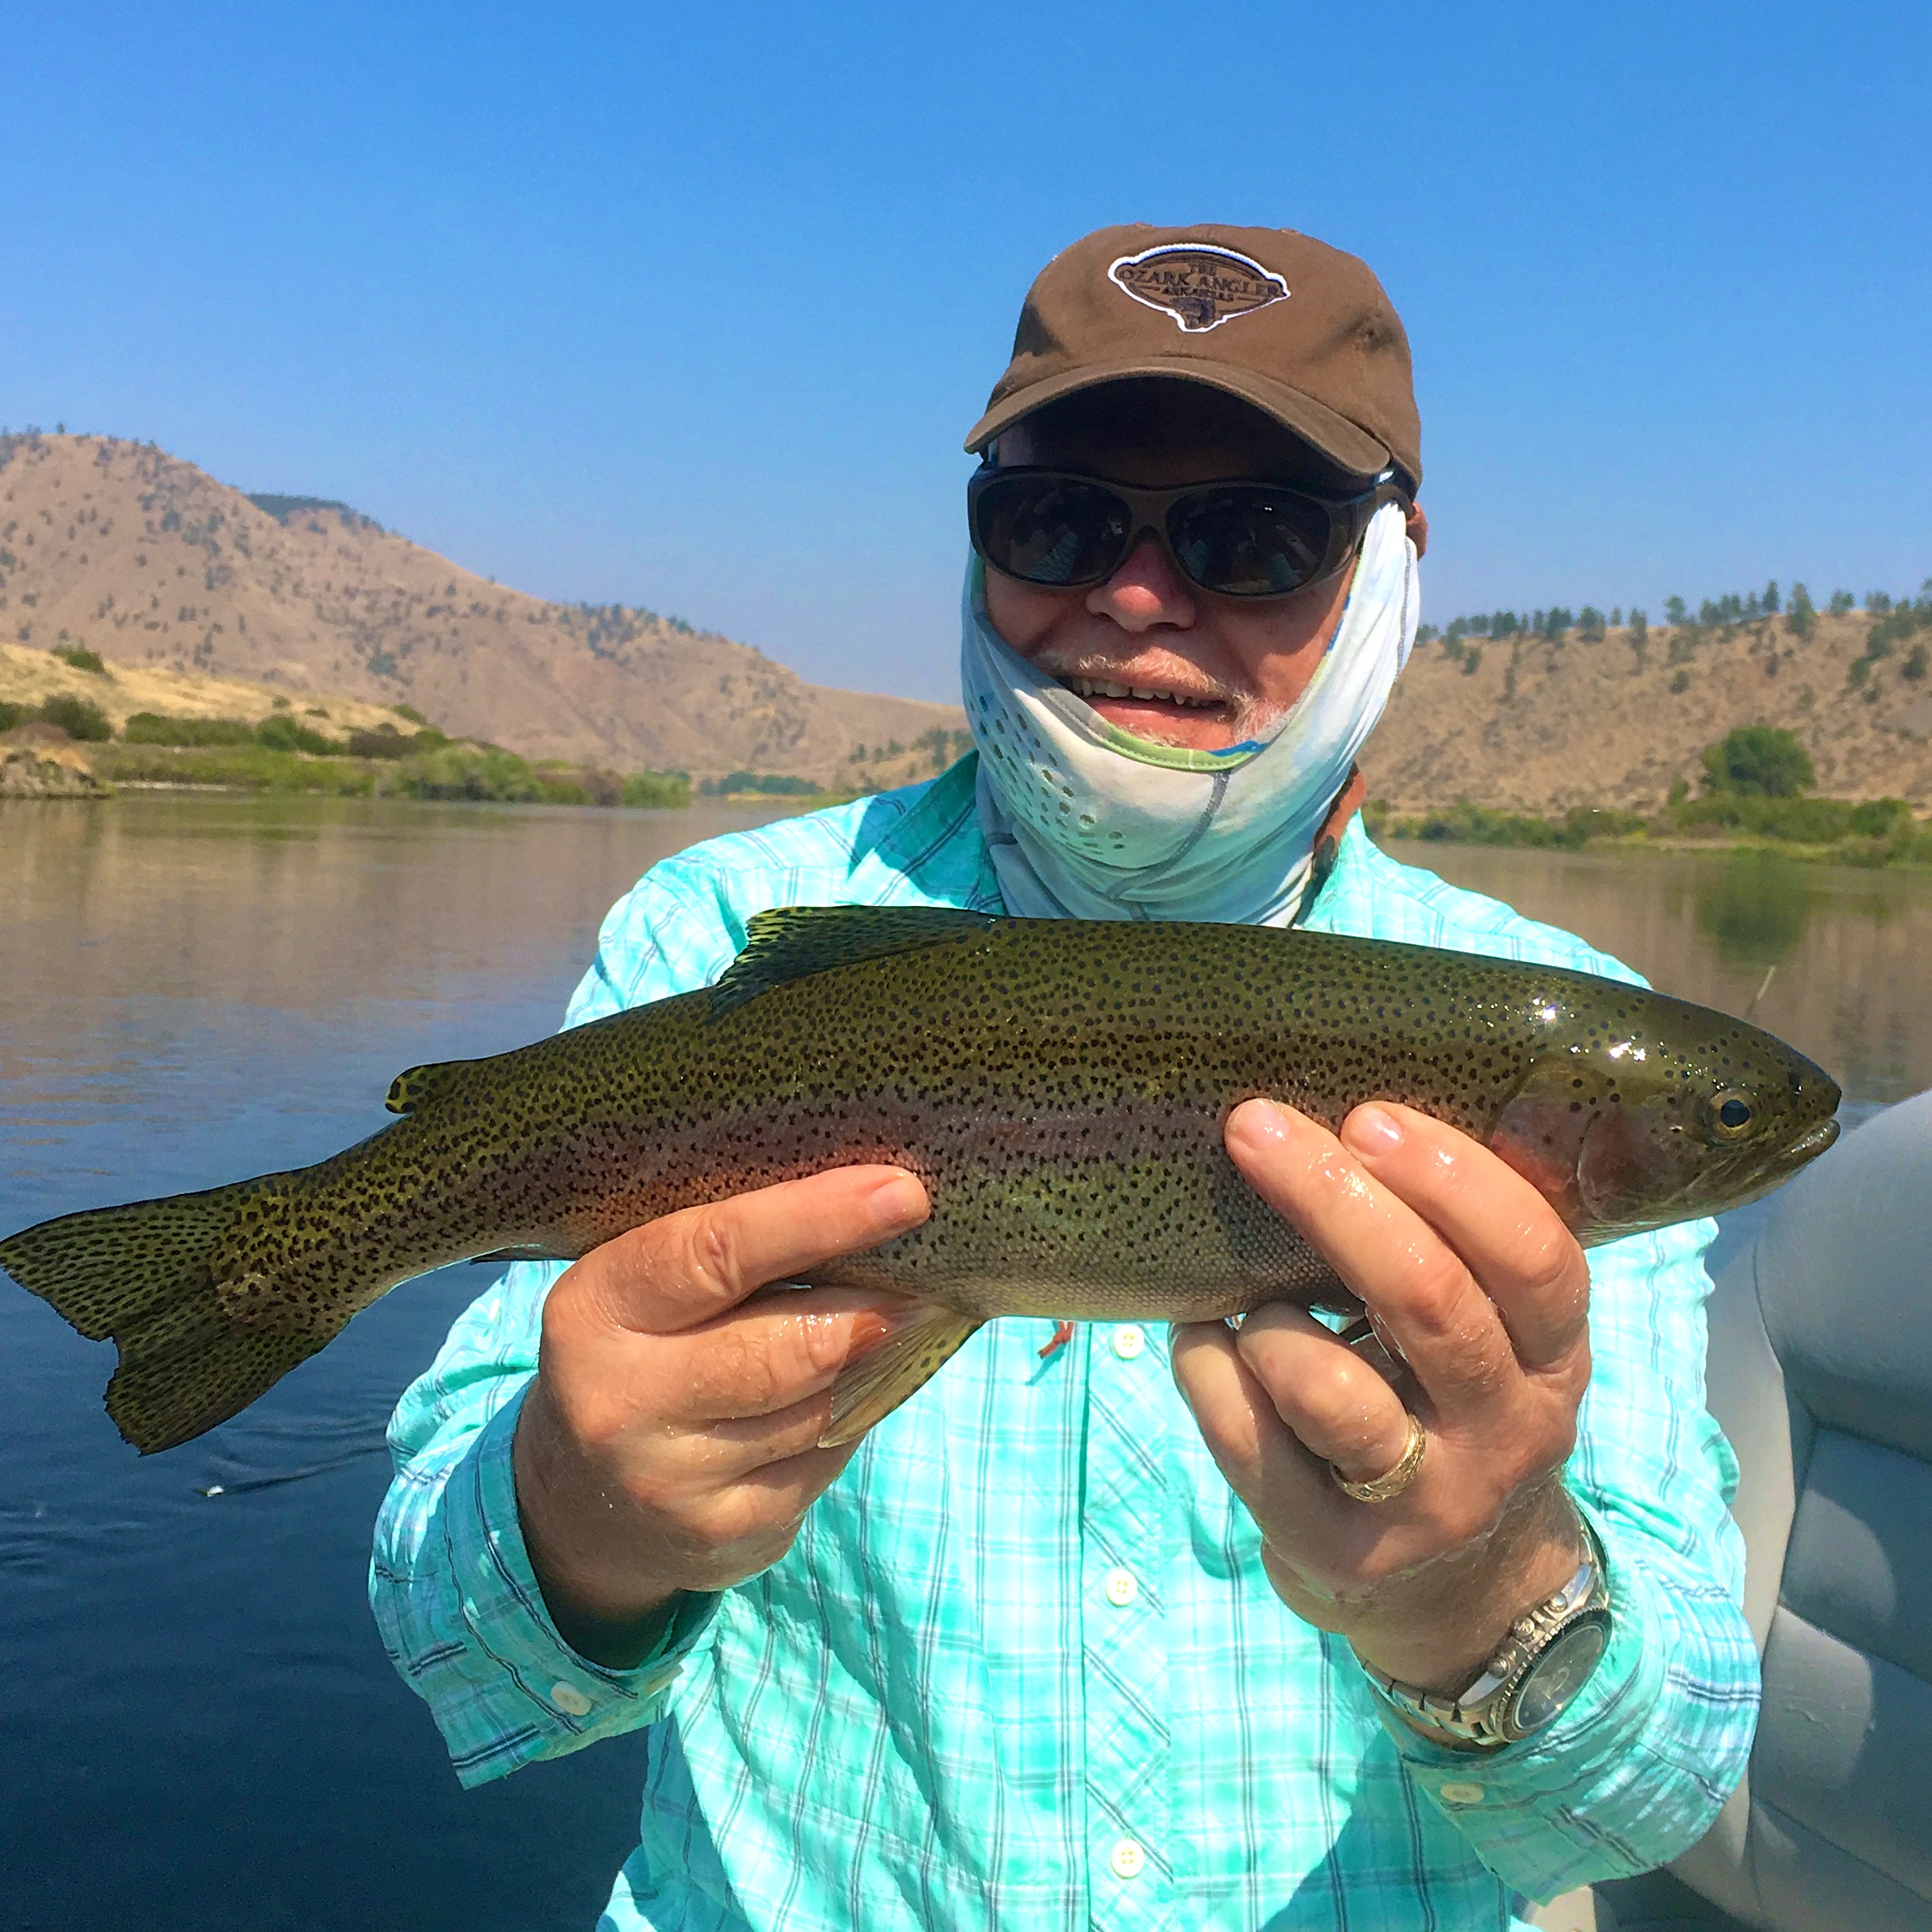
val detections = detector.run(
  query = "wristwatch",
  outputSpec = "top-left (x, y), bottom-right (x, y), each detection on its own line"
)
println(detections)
top-left (1363, 1515), bottom-right (1613, 1752)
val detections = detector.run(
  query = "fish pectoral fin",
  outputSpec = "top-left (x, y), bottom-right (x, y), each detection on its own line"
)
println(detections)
top-left (820, 1304), bottom-right (981, 1448)
top-left (710, 905), bottom-right (999, 1018)
top-left (468, 1243), bottom-right (575, 1264)
top-left (384, 1059), bottom-right (475, 1116)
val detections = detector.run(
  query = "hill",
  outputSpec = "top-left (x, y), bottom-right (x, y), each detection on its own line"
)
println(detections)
top-left (7, 428), bottom-right (1922, 816)
top-left (1365, 607), bottom-right (1932, 813)
top-left (0, 432), bottom-right (961, 783)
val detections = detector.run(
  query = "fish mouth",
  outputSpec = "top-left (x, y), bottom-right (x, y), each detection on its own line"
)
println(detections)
top-left (1782, 1116), bottom-right (1841, 1163)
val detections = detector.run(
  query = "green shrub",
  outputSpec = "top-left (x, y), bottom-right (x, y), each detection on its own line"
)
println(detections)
top-left (254, 714), bottom-right (345, 755)
top-left (0, 700), bottom-right (22, 732)
top-left (345, 723), bottom-right (413, 759)
top-left (702, 770), bottom-right (820, 796)
top-left (1675, 794), bottom-right (1853, 842)
top-left (1405, 800), bottom-right (1583, 849)
top-left (123, 711), bottom-right (257, 746)
top-left (621, 770), bottom-right (692, 808)
top-left (37, 693), bottom-right (112, 741)
top-left (1848, 797), bottom-right (1913, 837)
top-left (53, 643), bottom-right (106, 674)
top-left (389, 745), bottom-right (549, 803)
top-left (1700, 725), bottom-right (1814, 798)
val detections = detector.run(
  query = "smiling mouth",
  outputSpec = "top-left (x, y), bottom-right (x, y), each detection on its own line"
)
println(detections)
top-left (1061, 676), bottom-right (1221, 710)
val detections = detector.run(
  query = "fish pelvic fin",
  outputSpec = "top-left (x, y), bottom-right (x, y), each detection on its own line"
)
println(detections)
top-left (0, 1179), bottom-right (340, 1454)
top-left (820, 1303), bottom-right (982, 1449)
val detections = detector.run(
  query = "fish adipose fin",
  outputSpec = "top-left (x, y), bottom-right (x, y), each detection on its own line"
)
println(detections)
top-left (0, 1179), bottom-right (340, 1454)
top-left (820, 1304), bottom-right (982, 1448)
top-left (711, 905), bottom-right (999, 1018)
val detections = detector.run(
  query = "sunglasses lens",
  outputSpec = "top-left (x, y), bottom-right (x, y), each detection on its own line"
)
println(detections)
top-left (972, 475), bottom-right (1130, 588)
top-left (1168, 488), bottom-right (1334, 597)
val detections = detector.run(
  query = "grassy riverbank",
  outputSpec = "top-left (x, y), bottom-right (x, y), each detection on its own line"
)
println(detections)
top-left (84, 737), bottom-right (691, 808)
top-left (1368, 794), bottom-right (1932, 869)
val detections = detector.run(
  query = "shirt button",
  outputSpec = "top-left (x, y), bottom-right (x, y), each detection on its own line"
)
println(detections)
top-left (1103, 1567), bottom-right (1139, 1608)
top-left (1110, 1838), bottom-right (1146, 1879)
top-left (1112, 1324), bottom-right (1145, 1360)
top-left (1438, 1780), bottom-right (1486, 1807)
top-left (550, 1681), bottom-right (594, 1717)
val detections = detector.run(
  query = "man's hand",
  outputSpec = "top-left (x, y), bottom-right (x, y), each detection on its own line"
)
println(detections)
top-left (512, 1166), bottom-right (930, 1665)
top-left (1173, 1099), bottom-right (1592, 1693)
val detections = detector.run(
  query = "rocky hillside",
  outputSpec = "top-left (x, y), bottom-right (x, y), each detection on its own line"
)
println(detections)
top-left (1365, 608), bottom-right (1932, 812)
top-left (0, 431), bottom-right (961, 782)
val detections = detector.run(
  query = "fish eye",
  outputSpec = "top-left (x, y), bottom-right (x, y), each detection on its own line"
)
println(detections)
top-left (1710, 1092), bottom-right (1756, 1138)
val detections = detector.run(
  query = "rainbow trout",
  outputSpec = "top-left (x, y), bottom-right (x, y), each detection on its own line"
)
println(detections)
top-left (2, 906), bottom-right (1839, 1454)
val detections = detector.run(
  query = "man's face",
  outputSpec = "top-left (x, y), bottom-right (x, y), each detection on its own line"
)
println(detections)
top-left (981, 382), bottom-right (1363, 754)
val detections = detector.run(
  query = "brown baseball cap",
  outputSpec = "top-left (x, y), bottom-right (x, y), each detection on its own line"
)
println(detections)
top-left (965, 222), bottom-right (1421, 489)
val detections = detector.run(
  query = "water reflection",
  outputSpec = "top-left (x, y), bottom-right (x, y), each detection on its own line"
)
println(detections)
top-left (1694, 850), bottom-right (1812, 972)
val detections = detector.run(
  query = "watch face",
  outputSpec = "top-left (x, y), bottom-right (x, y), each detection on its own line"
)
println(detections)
top-left (1509, 1614), bottom-right (1610, 1737)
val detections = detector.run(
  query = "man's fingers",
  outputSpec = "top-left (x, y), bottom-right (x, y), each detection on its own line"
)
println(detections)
top-left (1170, 1318), bottom-right (1299, 1487)
top-left (1225, 1100), bottom-right (1521, 1417)
top-left (567, 1166), bottom-right (930, 1335)
top-left (1335, 1103), bottom-right (1590, 1372)
top-left (1231, 1304), bottom-right (1419, 1487)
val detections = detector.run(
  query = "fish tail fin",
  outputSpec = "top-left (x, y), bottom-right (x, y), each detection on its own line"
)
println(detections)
top-left (0, 1179), bottom-right (334, 1454)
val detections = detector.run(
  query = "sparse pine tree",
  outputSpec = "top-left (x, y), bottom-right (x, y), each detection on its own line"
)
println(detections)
top-left (1786, 583), bottom-right (1815, 641)
top-left (1664, 596), bottom-right (1688, 627)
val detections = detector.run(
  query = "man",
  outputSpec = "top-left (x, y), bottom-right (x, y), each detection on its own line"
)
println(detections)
top-left (373, 224), bottom-right (1755, 1929)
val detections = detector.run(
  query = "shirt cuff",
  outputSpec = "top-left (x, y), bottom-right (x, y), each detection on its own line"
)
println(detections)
top-left (1356, 1492), bottom-right (1718, 1898)
top-left (428, 1386), bottom-right (719, 1787)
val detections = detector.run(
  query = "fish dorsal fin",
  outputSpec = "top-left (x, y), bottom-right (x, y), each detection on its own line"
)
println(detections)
top-left (384, 1060), bottom-right (470, 1116)
top-left (710, 905), bottom-right (999, 1018)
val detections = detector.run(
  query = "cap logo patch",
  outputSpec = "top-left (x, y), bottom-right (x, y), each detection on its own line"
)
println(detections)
top-left (1107, 243), bottom-right (1289, 333)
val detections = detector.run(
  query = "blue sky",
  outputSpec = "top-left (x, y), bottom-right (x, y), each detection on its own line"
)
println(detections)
top-left (3, 1), bottom-right (1926, 700)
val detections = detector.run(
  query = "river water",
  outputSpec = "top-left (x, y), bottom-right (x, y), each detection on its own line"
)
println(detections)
top-left (2, 795), bottom-right (1927, 1929)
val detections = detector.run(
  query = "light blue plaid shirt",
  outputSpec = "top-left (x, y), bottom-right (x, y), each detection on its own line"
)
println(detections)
top-left (372, 756), bottom-right (1757, 1930)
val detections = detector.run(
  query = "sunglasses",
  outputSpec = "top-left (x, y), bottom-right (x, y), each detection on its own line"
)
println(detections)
top-left (968, 465), bottom-right (1403, 601)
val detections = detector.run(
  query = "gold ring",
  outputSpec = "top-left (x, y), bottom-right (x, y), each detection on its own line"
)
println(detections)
top-left (1331, 1413), bottom-right (1427, 1504)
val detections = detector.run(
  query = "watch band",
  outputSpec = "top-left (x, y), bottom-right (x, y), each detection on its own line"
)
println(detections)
top-left (1364, 1514), bottom-right (1612, 1753)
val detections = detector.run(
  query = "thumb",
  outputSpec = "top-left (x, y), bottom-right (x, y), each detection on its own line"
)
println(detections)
top-left (571, 1166), bottom-right (930, 1335)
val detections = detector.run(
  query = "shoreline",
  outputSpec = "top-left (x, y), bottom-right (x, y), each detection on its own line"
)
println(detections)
top-left (11, 770), bottom-right (1928, 870)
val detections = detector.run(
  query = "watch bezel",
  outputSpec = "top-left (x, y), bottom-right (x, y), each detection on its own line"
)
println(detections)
top-left (1496, 1605), bottom-right (1614, 1741)
top-left (1364, 1514), bottom-right (1614, 1753)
